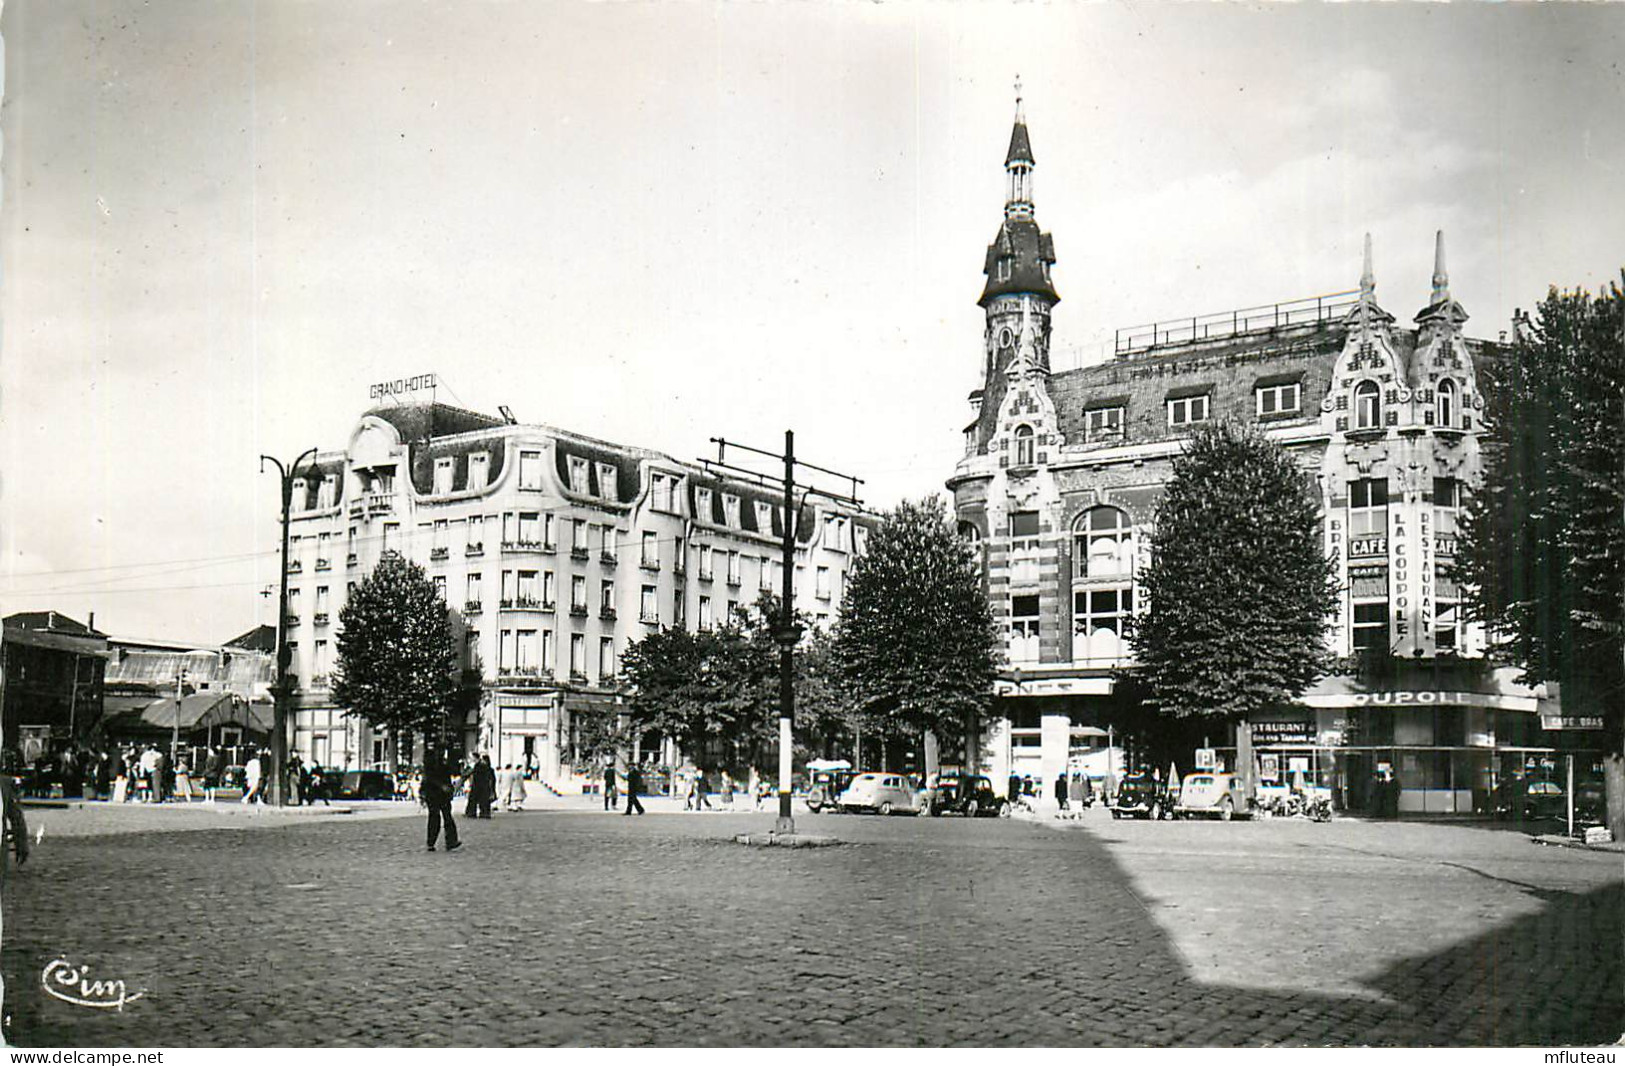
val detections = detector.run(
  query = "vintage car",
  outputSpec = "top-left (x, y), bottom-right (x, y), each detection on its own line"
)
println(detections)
top-left (336, 769), bottom-right (398, 801)
top-left (925, 772), bottom-right (1008, 818)
top-left (1492, 777), bottom-right (1566, 822)
top-left (1172, 772), bottom-right (1249, 820)
top-left (806, 767), bottom-right (860, 813)
top-left (1109, 774), bottom-right (1170, 820)
top-left (837, 772), bottom-right (924, 816)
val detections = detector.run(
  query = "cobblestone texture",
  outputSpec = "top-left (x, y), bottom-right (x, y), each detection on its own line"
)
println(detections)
top-left (1, 807), bottom-right (1618, 1047)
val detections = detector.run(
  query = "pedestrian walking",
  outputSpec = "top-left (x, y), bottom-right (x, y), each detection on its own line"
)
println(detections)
top-left (692, 770), bottom-right (713, 811)
top-left (1054, 773), bottom-right (1070, 812)
top-left (420, 751), bottom-right (462, 852)
top-left (1, 770), bottom-right (31, 880)
top-left (623, 763), bottom-right (646, 816)
top-left (720, 771), bottom-right (735, 807)
top-left (307, 763), bottom-right (332, 806)
top-left (505, 765), bottom-right (527, 812)
top-left (602, 764), bottom-right (618, 812)
top-left (154, 748), bottom-right (172, 804)
top-left (243, 752), bottom-right (265, 804)
top-left (471, 754), bottom-right (496, 819)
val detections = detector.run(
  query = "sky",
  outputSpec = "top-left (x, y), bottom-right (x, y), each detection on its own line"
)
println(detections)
top-left (3, 0), bottom-right (1622, 644)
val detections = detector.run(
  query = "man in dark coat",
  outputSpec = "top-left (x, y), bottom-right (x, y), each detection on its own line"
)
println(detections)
top-left (1, 773), bottom-right (30, 877)
top-left (471, 754), bottom-right (497, 819)
top-left (1054, 773), bottom-right (1070, 812)
top-left (603, 764), bottom-right (617, 812)
top-left (623, 763), bottom-right (646, 816)
top-left (420, 752), bottom-right (461, 852)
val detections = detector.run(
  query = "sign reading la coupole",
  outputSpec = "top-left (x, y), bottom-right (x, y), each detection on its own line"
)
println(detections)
top-left (370, 373), bottom-right (437, 401)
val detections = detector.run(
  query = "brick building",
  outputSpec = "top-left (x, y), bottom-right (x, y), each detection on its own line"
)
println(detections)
top-left (948, 97), bottom-right (1596, 814)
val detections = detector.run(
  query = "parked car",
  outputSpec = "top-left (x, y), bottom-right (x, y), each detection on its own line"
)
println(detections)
top-left (806, 768), bottom-right (860, 813)
top-left (837, 773), bottom-right (924, 816)
top-left (925, 772), bottom-right (1007, 817)
top-left (1574, 780), bottom-right (1607, 825)
top-left (336, 770), bottom-right (397, 801)
top-left (1492, 778), bottom-right (1566, 821)
top-left (1172, 772), bottom-right (1249, 820)
top-left (1110, 774), bottom-right (1170, 820)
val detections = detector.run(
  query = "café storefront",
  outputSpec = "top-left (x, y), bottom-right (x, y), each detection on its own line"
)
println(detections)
top-left (1234, 666), bottom-right (1596, 815)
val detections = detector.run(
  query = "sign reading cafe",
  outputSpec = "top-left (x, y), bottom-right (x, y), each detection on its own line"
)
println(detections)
top-left (370, 373), bottom-right (437, 401)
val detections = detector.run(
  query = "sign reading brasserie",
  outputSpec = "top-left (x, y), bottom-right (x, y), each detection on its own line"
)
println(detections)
top-left (370, 373), bottom-right (437, 401)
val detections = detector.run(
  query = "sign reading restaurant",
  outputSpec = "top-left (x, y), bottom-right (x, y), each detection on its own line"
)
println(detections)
top-left (370, 373), bottom-right (437, 401)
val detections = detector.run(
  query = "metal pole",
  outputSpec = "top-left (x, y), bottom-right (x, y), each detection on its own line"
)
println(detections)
top-left (172, 669), bottom-right (183, 765)
top-left (777, 429), bottom-right (797, 835)
top-left (1567, 753), bottom-right (1574, 839)
top-left (262, 447), bottom-right (317, 807)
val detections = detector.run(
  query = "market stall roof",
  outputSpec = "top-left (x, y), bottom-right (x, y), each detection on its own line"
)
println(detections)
top-left (137, 693), bottom-right (273, 733)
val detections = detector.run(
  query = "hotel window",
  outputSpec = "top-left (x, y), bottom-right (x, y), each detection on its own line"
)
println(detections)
top-left (722, 494), bottom-right (740, 527)
top-left (465, 631), bottom-right (480, 670)
top-left (1085, 406), bottom-right (1124, 442)
top-left (1351, 602), bottom-right (1389, 653)
top-left (519, 450), bottom-right (544, 490)
top-left (314, 640), bottom-right (329, 678)
top-left (650, 473), bottom-right (675, 513)
top-left (542, 513), bottom-right (556, 550)
top-left (502, 513), bottom-right (518, 546)
top-left (698, 595), bottom-right (713, 631)
top-left (597, 463), bottom-right (618, 501)
top-left (674, 536), bottom-right (686, 574)
top-left (758, 556), bottom-right (774, 591)
top-left (292, 479), bottom-right (307, 512)
top-left (997, 258), bottom-right (1012, 283)
top-left (642, 531), bottom-right (659, 568)
top-left (1167, 393), bottom-right (1210, 426)
top-left (599, 637), bottom-right (616, 679)
top-left (518, 570), bottom-right (539, 606)
top-left (466, 516), bottom-right (484, 552)
top-left (816, 566), bottom-right (831, 600)
top-left (1074, 506), bottom-right (1133, 579)
top-left (1435, 570), bottom-right (1460, 651)
top-left (499, 629), bottom-right (515, 672)
top-left (1434, 477), bottom-right (1461, 539)
top-left (516, 630), bottom-right (537, 673)
top-left (641, 585), bottom-right (659, 623)
top-left (466, 572), bottom-right (482, 608)
top-left (1009, 510), bottom-right (1041, 552)
top-left (382, 522), bottom-right (399, 553)
top-left (1255, 382), bottom-right (1301, 417)
top-left (673, 588), bottom-right (686, 627)
top-left (347, 526), bottom-right (357, 559)
top-left (543, 570), bottom-right (556, 608)
top-left (501, 570), bottom-right (516, 606)
top-left (700, 545), bottom-right (714, 580)
top-left (823, 515), bottom-right (850, 552)
top-left (518, 512), bottom-right (541, 546)
top-left (568, 456), bottom-right (590, 494)
top-left (434, 457), bottom-right (455, 495)
top-left (726, 551), bottom-right (741, 586)
top-left (572, 518), bottom-right (588, 553)
top-left (1436, 379), bottom-right (1458, 429)
top-left (316, 586), bottom-right (330, 614)
top-left (432, 520), bottom-right (448, 555)
top-left (696, 488), bottom-right (713, 522)
top-left (1073, 587), bottom-right (1133, 664)
top-left (1014, 424), bottom-right (1035, 465)
top-left (468, 452), bottom-right (489, 490)
top-left (570, 633), bottom-right (586, 677)
top-left (1009, 594), bottom-right (1040, 663)
top-left (571, 575), bottom-right (587, 611)
top-left (1354, 381), bottom-right (1381, 430)
top-left (600, 525), bottom-right (617, 559)
top-left (541, 629), bottom-right (555, 672)
top-left (317, 532), bottom-right (332, 565)
top-left (755, 501), bottom-right (774, 534)
top-left (600, 579), bottom-right (615, 614)
top-left (432, 575), bottom-right (448, 601)
top-left (1349, 479), bottom-right (1389, 537)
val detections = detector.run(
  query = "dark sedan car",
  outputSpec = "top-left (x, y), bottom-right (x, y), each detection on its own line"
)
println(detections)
top-left (1110, 774), bottom-right (1169, 820)
top-left (925, 772), bottom-right (1007, 817)
top-left (336, 770), bottom-right (398, 801)
top-left (1492, 778), bottom-right (1565, 821)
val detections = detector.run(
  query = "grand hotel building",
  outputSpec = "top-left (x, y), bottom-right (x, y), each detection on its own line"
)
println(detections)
top-left (281, 401), bottom-right (869, 782)
top-left (949, 99), bottom-right (1599, 814)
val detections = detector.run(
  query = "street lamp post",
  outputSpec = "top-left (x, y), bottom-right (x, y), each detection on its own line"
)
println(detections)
top-left (261, 447), bottom-right (318, 808)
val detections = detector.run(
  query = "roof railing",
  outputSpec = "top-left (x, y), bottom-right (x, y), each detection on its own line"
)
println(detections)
top-left (1114, 289), bottom-right (1360, 356)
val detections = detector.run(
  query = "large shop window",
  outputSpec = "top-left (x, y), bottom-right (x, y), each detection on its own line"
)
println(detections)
top-left (1074, 506), bottom-right (1133, 579)
top-left (1074, 587), bottom-right (1132, 664)
top-left (1009, 594), bottom-right (1041, 664)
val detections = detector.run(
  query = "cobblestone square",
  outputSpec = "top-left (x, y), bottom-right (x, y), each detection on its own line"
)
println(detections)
top-left (1, 804), bottom-right (1618, 1047)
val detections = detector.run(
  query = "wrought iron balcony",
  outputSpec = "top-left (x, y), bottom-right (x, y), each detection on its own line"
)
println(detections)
top-left (287, 560), bottom-right (303, 574)
top-left (465, 543), bottom-right (484, 557)
top-left (346, 553), bottom-right (359, 567)
top-left (314, 558), bottom-right (332, 571)
top-left (600, 551), bottom-right (618, 565)
top-left (313, 612), bottom-right (330, 626)
top-left (570, 604), bottom-right (589, 617)
top-left (285, 614), bottom-right (301, 628)
top-left (571, 546), bottom-right (590, 561)
top-left (430, 547), bottom-right (449, 561)
top-left (464, 601), bottom-right (483, 615)
top-left (599, 606), bottom-right (617, 620)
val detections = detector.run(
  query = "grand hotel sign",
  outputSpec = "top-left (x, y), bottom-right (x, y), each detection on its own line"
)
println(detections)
top-left (369, 373), bottom-right (437, 401)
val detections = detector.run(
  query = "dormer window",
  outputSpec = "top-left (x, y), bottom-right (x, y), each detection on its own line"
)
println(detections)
top-left (519, 450), bottom-right (544, 490)
top-left (596, 463), bottom-right (618, 501)
top-left (997, 259), bottom-right (1012, 283)
top-left (1255, 382), bottom-right (1301, 418)
top-left (468, 452), bottom-right (490, 490)
top-left (1354, 381), bottom-right (1381, 430)
top-left (1085, 406), bottom-right (1124, 442)
top-left (434, 457), bottom-right (454, 495)
top-left (1167, 393), bottom-right (1210, 427)
top-left (722, 494), bottom-right (740, 528)
top-left (1436, 378), bottom-right (1457, 429)
top-left (316, 475), bottom-right (336, 510)
top-left (567, 456), bottom-right (589, 494)
top-left (650, 472), bottom-right (676, 513)
top-left (754, 500), bottom-right (773, 534)
top-left (1014, 424), bottom-right (1036, 466)
top-left (696, 487), bottom-right (714, 522)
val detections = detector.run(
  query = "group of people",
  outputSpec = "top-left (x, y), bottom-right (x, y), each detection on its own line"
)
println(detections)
top-left (1006, 772), bottom-right (1097, 812)
top-left (456, 754), bottom-right (528, 818)
top-left (599, 764), bottom-right (646, 815)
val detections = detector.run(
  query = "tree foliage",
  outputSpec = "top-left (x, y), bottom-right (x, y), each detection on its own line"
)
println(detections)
top-left (331, 550), bottom-right (459, 743)
top-left (1130, 421), bottom-right (1339, 720)
top-left (1459, 280), bottom-right (1624, 740)
top-left (831, 496), bottom-right (1000, 751)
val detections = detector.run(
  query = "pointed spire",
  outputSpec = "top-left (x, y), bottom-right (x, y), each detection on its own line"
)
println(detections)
top-left (1430, 229), bottom-right (1450, 305)
top-left (1014, 74), bottom-right (1025, 124)
top-left (1005, 76), bottom-right (1034, 168)
top-left (1360, 232), bottom-right (1375, 298)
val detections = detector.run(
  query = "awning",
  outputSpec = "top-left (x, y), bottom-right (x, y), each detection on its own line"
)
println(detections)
top-left (137, 693), bottom-right (272, 733)
top-left (1299, 666), bottom-right (1545, 713)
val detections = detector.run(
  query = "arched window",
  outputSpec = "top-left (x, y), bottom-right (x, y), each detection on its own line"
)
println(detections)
top-left (1073, 506), bottom-right (1133, 579)
top-left (1014, 424), bottom-right (1035, 466)
top-left (1436, 378), bottom-right (1457, 428)
top-left (957, 521), bottom-right (981, 545)
top-left (1354, 381), bottom-right (1381, 430)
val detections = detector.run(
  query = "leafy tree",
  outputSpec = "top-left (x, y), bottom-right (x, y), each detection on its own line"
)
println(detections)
top-left (1129, 422), bottom-right (1339, 783)
top-left (1459, 279), bottom-right (1624, 834)
top-left (331, 550), bottom-right (459, 762)
top-left (831, 495), bottom-right (1000, 762)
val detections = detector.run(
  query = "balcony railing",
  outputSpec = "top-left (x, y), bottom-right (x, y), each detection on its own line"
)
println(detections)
top-left (599, 606), bottom-right (617, 620)
top-left (499, 598), bottom-right (514, 608)
top-left (313, 612), bottom-right (329, 626)
top-left (465, 543), bottom-right (485, 557)
top-left (287, 560), bottom-right (303, 574)
top-left (285, 614), bottom-right (301, 628)
top-left (314, 558), bottom-right (332, 571)
top-left (514, 539), bottom-right (546, 552)
top-left (430, 546), bottom-right (449, 561)
top-left (464, 601), bottom-right (482, 615)
top-left (640, 558), bottom-right (660, 572)
top-left (640, 613), bottom-right (660, 625)
top-left (571, 546), bottom-right (590, 561)
top-left (309, 673), bottom-right (330, 688)
top-left (347, 553), bottom-right (359, 567)
top-left (570, 604), bottom-right (589, 617)
top-left (350, 492), bottom-right (394, 518)
top-left (1114, 289), bottom-right (1360, 356)
top-left (569, 669), bottom-right (589, 682)
top-left (699, 570), bottom-right (714, 582)
top-left (515, 597), bottom-right (542, 609)
top-left (1348, 535), bottom-right (1388, 559)
top-left (726, 575), bottom-right (742, 588)
top-left (600, 551), bottom-right (618, 565)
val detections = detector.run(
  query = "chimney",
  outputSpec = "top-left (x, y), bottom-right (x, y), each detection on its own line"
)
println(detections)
top-left (88, 611), bottom-right (95, 633)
